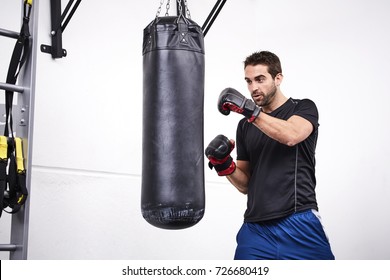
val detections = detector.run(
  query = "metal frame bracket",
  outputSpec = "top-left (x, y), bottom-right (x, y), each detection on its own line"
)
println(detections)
top-left (40, 0), bottom-right (81, 59)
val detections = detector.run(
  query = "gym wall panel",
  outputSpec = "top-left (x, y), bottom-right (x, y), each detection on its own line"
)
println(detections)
top-left (27, 169), bottom-right (246, 259)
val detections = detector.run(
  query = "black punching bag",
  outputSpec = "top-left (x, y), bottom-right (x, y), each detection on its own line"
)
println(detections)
top-left (141, 16), bottom-right (205, 230)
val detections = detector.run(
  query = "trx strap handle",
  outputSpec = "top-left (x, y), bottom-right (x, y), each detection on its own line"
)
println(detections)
top-left (7, 138), bottom-right (27, 213)
top-left (2, 137), bottom-right (28, 214)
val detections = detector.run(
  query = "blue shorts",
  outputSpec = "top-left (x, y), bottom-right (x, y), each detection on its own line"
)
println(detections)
top-left (234, 210), bottom-right (335, 260)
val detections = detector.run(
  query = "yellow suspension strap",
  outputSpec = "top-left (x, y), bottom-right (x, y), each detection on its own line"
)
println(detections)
top-left (15, 137), bottom-right (27, 207)
top-left (3, 138), bottom-right (28, 214)
top-left (0, 136), bottom-right (8, 217)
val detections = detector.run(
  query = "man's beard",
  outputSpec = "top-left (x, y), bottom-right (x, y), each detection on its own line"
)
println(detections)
top-left (254, 84), bottom-right (277, 107)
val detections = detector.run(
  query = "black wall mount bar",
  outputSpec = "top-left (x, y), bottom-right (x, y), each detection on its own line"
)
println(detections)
top-left (40, 0), bottom-right (81, 59)
top-left (202, 0), bottom-right (227, 37)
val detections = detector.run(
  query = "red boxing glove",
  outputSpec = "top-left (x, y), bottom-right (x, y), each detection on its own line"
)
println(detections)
top-left (205, 134), bottom-right (236, 176)
top-left (218, 87), bottom-right (261, 122)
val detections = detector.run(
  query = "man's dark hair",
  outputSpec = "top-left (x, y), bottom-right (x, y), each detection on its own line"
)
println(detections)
top-left (244, 51), bottom-right (282, 79)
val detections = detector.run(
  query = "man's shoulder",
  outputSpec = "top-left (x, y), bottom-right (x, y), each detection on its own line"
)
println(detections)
top-left (290, 97), bottom-right (316, 105)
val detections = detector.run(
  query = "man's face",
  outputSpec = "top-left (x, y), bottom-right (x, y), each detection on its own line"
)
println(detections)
top-left (244, 64), bottom-right (278, 107)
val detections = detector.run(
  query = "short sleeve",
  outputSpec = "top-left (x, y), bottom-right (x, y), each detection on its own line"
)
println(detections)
top-left (294, 99), bottom-right (319, 130)
top-left (236, 118), bottom-right (249, 161)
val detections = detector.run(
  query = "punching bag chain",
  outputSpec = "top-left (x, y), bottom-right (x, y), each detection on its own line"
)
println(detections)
top-left (176, 0), bottom-right (191, 19)
top-left (184, 0), bottom-right (191, 19)
top-left (165, 0), bottom-right (171, 16)
top-left (155, 0), bottom-right (192, 19)
top-left (155, 0), bottom-right (171, 18)
top-left (177, 0), bottom-right (183, 17)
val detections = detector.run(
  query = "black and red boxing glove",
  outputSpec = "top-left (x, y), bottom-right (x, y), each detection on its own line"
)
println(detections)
top-left (218, 87), bottom-right (261, 122)
top-left (205, 134), bottom-right (236, 176)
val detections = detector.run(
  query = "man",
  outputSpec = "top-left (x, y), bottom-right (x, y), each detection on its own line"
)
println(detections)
top-left (205, 51), bottom-right (334, 260)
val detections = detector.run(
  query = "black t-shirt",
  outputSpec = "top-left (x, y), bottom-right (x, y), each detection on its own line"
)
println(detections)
top-left (236, 98), bottom-right (319, 222)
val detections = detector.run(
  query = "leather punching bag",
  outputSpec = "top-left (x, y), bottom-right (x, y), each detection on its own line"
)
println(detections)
top-left (141, 16), bottom-right (205, 230)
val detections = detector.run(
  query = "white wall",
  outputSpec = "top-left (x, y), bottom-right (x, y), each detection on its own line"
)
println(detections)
top-left (0, 0), bottom-right (389, 260)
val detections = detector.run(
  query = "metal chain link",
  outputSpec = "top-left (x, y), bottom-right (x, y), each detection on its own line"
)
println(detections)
top-left (155, 0), bottom-right (164, 18)
top-left (165, 0), bottom-right (171, 16)
top-left (184, 0), bottom-right (191, 19)
top-left (156, 0), bottom-right (192, 18)
top-left (176, 0), bottom-right (183, 17)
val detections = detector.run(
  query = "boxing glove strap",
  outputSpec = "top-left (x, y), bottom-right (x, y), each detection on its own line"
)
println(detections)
top-left (208, 156), bottom-right (236, 176)
top-left (248, 106), bottom-right (262, 123)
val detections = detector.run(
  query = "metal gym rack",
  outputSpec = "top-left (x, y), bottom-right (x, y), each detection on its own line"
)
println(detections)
top-left (0, 0), bottom-right (38, 260)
